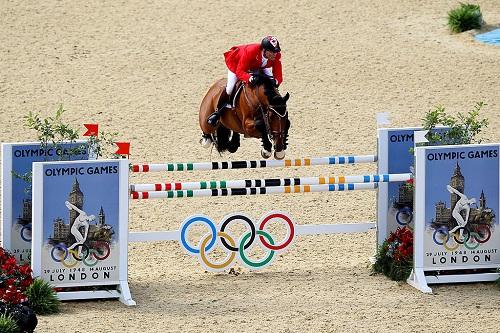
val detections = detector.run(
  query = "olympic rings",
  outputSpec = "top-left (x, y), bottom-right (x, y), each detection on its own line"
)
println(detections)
top-left (443, 236), bottom-right (460, 252)
top-left (179, 211), bottom-right (295, 272)
top-left (20, 224), bottom-right (32, 242)
top-left (473, 224), bottom-right (491, 244)
top-left (220, 215), bottom-right (255, 252)
top-left (395, 207), bottom-right (413, 226)
top-left (432, 224), bottom-right (491, 252)
top-left (452, 227), bottom-right (470, 245)
top-left (50, 241), bottom-right (111, 267)
top-left (51, 243), bottom-right (68, 262)
top-left (432, 227), bottom-right (449, 246)
top-left (259, 212), bottom-right (294, 251)
top-left (463, 233), bottom-right (480, 250)
top-left (180, 216), bottom-right (217, 254)
top-left (239, 230), bottom-right (275, 269)
top-left (199, 232), bottom-right (236, 271)
top-left (92, 241), bottom-right (111, 260)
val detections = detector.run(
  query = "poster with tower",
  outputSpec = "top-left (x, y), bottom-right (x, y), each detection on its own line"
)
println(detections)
top-left (409, 143), bottom-right (500, 292)
top-left (377, 126), bottom-right (450, 246)
top-left (31, 159), bottom-right (134, 305)
top-left (421, 145), bottom-right (499, 269)
top-left (1, 141), bottom-right (89, 264)
top-left (377, 128), bottom-right (418, 245)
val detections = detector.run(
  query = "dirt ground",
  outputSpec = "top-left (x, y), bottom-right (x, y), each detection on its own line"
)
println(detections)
top-left (1, 0), bottom-right (500, 332)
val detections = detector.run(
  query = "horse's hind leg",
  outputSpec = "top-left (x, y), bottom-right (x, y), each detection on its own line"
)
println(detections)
top-left (200, 109), bottom-right (217, 149)
top-left (214, 125), bottom-right (233, 153)
top-left (227, 132), bottom-right (240, 153)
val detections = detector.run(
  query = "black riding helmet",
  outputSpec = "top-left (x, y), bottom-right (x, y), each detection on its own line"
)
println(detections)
top-left (261, 36), bottom-right (281, 53)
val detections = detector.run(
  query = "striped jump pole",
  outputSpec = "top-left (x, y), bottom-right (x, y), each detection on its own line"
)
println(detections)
top-left (131, 154), bottom-right (377, 172)
top-left (129, 173), bottom-right (411, 192)
top-left (130, 182), bottom-right (378, 200)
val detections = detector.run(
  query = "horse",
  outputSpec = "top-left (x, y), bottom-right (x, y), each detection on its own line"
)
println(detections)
top-left (199, 74), bottom-right (290, 159)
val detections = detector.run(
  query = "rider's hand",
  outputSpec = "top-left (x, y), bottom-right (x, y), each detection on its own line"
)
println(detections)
top-left (249, 75), bottom-right (258, 85)
top-left (273, 78), bottom-right (279, 87)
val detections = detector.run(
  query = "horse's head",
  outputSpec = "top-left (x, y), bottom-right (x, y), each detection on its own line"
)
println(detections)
top-left (253, 75), bottom-right (291, 159)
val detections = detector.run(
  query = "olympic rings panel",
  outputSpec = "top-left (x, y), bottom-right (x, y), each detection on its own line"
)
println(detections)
top-left (179, 211), bottom-right (295, 272)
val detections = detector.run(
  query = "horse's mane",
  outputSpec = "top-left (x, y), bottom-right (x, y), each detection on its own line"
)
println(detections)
top-left (253, 73), bottom-right (279, 102)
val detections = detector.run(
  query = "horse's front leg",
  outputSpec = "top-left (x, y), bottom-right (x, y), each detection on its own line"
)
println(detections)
top-left (254, 121), bottom-right (272, 159)
top-left (243, 118), bottom-right (272, 159)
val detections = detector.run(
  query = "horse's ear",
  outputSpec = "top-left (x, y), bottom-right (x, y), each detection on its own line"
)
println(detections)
top-left (283, 92), bottom-right (290, 102)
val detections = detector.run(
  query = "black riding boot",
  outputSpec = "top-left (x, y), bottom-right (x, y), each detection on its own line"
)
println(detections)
top-left (207, 89), bottom-right (230, 126)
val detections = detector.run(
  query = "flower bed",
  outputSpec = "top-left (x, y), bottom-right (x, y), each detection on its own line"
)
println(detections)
top-left (0, 247), bottom-right (38, 332)
top-left (373, 226), bottom-right (413, 281)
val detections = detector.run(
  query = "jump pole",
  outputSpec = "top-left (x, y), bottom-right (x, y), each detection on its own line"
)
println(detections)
top-left (130, 182), bottom-right (379, 200)
top-left (131, 154), bottom-right (377, 172)
top-left (129, 173), bottom-right (411, 192)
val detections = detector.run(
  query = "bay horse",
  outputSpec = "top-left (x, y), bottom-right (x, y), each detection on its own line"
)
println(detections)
top-left (199, 74), bottom-right (290, 159)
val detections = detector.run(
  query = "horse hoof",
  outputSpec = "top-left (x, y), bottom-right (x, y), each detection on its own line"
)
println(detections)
top-left (274, 150), bottom-right (286, 160)
top-left (261, 149), bottom-right (272, 159)
top-left (200, 136), bottom-right (212, 148)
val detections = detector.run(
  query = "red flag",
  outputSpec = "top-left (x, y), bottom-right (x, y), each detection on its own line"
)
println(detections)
top-left (83, 124), bottom-right (99, 137)
top-left (115, 142), bottom-right (130, 156)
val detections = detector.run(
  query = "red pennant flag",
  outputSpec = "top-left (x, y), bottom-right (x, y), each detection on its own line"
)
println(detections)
top-left (83, 124), bottom-right (99, 137)
top-left (115, 142), bottom-right (130, 156)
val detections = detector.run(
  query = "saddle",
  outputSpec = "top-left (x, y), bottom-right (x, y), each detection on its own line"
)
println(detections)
top-left (228, 80), bottom-right (244, 108)
top-left (225, 80), bottom-right (264, 124)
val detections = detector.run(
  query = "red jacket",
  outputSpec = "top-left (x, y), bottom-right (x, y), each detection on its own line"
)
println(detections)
top-left (224, 43), bottom-right (283, 84)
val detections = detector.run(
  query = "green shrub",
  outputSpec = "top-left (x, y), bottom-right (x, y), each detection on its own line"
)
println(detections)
top-left (0, 312), bottom-right (20, 333)
top-left (447, 3), bottom-right (483, 33)
top-left (24, 105), bottom-right (121, 159)
top-left (25, 279), bottom-right (61, 315)
top-left (423, 102), bottom-right (488, 145)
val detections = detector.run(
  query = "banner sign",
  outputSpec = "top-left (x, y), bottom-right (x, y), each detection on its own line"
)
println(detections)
top-left (1, 141), bottom-right (89, 264)
top-left (420, 145), bottom-right (499, 269)
top-left (377, 128), bottom-right (418, 245)
top-left (31, 159), bottom-right (130, 291)
top-left (409, 143), bottom-right (500, 292)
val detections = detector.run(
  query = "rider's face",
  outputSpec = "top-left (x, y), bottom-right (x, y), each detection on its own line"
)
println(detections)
top-left (264, 50), bottom-right (277, 61)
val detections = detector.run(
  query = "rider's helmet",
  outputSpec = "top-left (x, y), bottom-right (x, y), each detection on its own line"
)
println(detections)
top-left (261, 36), bottom-right (281, 53)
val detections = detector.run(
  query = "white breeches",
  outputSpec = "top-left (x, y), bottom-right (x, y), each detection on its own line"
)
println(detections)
top-left (226, 67), bottom-right (274, 95)
top-left (226, 70), bottom-right (238, 95)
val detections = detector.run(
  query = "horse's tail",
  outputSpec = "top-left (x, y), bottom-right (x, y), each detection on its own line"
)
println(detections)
top-left (212, 125), bottom-right (240, 154)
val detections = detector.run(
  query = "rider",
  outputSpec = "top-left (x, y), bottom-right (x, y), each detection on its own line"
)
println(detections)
top-left (207, 36), bottom-right (283, 126)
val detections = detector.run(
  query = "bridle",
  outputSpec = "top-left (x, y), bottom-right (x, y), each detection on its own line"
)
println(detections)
top-left (263, 105), bottom-right (288, 146)
top-left (243, 84), bottom-right (288, 145)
